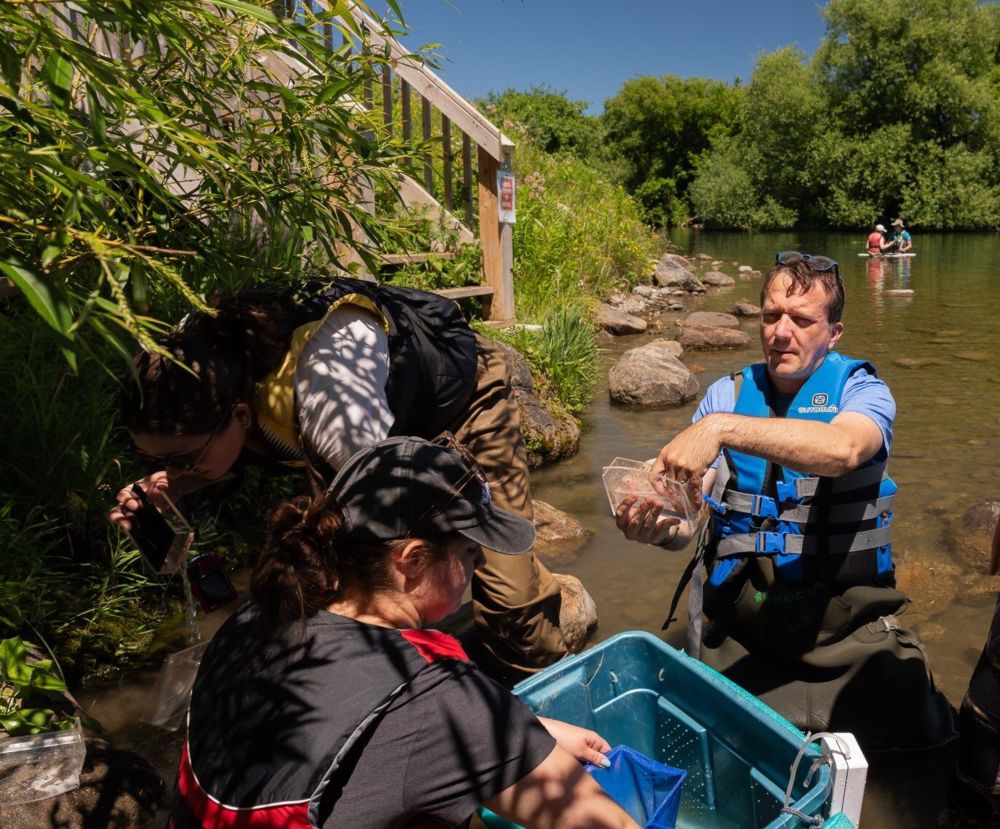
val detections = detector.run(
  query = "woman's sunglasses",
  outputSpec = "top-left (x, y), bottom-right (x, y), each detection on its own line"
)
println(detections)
top-left (775, 250), bottom-right (840, 282)
top-left (131, 408), bottom-right (233, 473)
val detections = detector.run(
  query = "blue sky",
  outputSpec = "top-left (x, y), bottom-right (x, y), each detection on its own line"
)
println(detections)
top-left (378, 1), bottom-right (829, 113)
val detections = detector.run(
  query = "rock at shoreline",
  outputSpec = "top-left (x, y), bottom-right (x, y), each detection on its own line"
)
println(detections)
top-left (701, 271), bottom-right (735, 288)
top-left (653, 255), bottom-right (702, 292)
top-left (729, 299), bottom-right (762, 317)
top-left (609, 340), bottom-right (698, 407)
top-left (684, 311), bottom-right (741, 329)
top-left (494, 340), bottom-right (581, 468)
top-left (597, 303), bottom-right (648, 335)
top-left (533, 499), bottom-right (593, 563)
top-left (676, 324), bottom-right (752, 351)
top-left (554, 573), bottom-right (598, 653)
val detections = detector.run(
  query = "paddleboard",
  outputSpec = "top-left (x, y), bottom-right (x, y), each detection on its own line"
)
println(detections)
top-left (857, 252), bottom-right (916, 258)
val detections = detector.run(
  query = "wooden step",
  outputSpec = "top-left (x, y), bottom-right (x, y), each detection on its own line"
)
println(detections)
top-left (435, 285), bottom-right (494, 300)
top-left (377, 252), bottom-right (456, 266)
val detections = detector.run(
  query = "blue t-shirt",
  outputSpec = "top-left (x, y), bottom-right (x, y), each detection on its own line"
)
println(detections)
top-left (693, 366), bottom-right (896, 464)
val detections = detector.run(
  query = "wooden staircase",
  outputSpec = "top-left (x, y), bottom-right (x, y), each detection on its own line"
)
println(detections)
top-left (289, 1), bottom-right (517, 323)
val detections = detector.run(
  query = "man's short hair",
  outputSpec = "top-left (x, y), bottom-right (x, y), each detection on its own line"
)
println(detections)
top-left (760, 259), bottom-right (845, 324)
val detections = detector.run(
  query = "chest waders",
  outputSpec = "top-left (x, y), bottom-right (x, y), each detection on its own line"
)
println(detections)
top-left (663, 355), bottom-right (955, 751)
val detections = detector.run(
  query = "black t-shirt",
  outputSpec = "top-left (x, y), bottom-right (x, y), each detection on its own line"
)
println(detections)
top-left (175, 609), bottom-right (555, 829)
top-left (319, 656), bottom-right (555, 827)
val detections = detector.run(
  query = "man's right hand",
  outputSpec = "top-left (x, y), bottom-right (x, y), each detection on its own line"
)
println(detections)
top-left (109, 472), bottom-right (176, 534)
top-left (614, 495), bottom-right (683, 548)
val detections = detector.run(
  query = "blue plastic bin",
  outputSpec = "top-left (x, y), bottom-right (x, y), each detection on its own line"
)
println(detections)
top-left (496, 631), bottom-right (832, 829)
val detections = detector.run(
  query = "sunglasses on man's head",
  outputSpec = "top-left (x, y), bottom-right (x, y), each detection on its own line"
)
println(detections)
top-left (775, 250), bottom-right (840, 282)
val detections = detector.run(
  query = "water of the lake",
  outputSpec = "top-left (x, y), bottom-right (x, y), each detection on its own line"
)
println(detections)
top-left (530, 229), bottom-right (1000, 828)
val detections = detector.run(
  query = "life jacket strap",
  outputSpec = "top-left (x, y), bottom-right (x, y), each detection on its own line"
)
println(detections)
top-left (721, 491), bottom-right (895, 524)
top-left (716, 524), bottom-right (892, 557)
top-left (777, 462), bottom-right (887, 501)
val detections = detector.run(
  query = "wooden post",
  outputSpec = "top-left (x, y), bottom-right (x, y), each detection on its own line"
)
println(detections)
top-left (381, 66), bottom-right (393, 131)
top-left (478, 146), bottom-right (514, 322)
top-left (421, 96), bottom-right (433, 193)
top-left (400, 79), bottom-right (411, 167)
top-left (442, 116), bottom-right (453, 211)
top-left (462, 133), bottom-right (473, 227)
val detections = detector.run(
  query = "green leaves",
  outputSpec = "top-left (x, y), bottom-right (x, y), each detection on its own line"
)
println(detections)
top-left (0, 637), bottom-right (70, 737)
top-left (0, 258), bottom-right (76, 371)
top-left (42, 51), bottom-right (74, 109)
top-left (0, 0), bottom-right (401, 358)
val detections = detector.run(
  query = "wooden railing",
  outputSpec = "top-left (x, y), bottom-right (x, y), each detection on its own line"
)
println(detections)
top-left (47, 1), bottom-right (518, 322)
top-left (292, 1), bottom-right (517, 322)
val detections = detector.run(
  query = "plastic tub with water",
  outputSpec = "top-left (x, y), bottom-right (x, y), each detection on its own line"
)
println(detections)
top-left (495, 631), bottom-right (836, 829)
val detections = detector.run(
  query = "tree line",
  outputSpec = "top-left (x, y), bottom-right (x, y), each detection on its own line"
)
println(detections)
top-left (484, 0), bottom-right (1000, 231)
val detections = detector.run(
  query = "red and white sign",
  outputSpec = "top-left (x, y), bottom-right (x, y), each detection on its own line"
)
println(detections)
top-left (497, 170), bottom-right (516, 224)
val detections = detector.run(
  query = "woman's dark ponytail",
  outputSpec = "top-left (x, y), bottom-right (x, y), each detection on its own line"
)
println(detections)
top-left (251, 493), bottom-right (346, 627)
top-left (251, 492), bottom-right (402, 627)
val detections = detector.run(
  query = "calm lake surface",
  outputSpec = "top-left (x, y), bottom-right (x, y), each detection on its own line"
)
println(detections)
top-left (82, 231), bottom-right (999, 828)
top-left (531, 230), bottom-right (1000, 828)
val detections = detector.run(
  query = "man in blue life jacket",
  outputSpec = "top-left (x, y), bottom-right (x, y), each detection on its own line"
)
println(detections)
top-left (615, 251), bottom-right (956, 750)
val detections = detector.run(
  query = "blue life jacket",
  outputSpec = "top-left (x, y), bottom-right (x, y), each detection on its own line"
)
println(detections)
top-left (706, 352), bottom-right (896, 588)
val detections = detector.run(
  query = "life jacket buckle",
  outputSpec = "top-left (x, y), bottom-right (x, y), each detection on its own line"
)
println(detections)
top-left (754, 531), bottom-right (784, 554)
top-left (751, 494), bottom-right (779, 520)
top-left (775, 479), bottom-right (802, 505)
top-left (704, 495), bottom-right (728, 515)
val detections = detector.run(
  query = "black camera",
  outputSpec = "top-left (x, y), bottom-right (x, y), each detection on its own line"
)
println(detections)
top-left (128, 484), bottom-right (194, 575)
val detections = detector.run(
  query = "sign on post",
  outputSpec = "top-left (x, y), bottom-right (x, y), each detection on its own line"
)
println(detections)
top-left (497, 169), bottom-right (516, 224)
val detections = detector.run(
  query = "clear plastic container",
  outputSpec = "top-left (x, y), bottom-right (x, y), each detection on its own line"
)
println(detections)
top-left (602, 458), bottom-right (694, 526)
top-left (143, 641), bottom-right (209, 731)
top-left (0, 719), bottom-right (85, 804)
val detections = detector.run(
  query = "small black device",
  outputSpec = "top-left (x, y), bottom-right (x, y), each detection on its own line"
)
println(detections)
top-left (128, 483), bottom-right (194, 575)
top-left (186, 553), bottom-right (238, 613)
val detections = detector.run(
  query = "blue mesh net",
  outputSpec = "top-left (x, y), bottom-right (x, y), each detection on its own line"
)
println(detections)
top-left (584, 745), bottom-right (686, 829)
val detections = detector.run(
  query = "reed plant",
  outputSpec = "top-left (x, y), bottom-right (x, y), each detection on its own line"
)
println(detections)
top-left (0, 0), bottom-right (408, 671)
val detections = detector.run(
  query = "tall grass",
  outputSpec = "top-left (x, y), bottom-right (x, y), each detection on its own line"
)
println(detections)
top-left (511, 139), bottom-right (660, 322)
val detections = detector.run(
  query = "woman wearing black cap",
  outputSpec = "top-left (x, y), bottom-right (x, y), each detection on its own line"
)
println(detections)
top-left (171, 435), bottom-right (638, 829)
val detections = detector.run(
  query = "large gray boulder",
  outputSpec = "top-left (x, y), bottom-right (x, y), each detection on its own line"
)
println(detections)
top-left (701, 270), bottom-right (735, 288)
top-left (494, 341), bottom-right (580, 468)
top-left (949, 501), bottom-right (1000, 571)
top-left (653, 254), bottom-right (701, 291)
top-left (597, 303), bottom-right (648, 335)
top-left (684, 311), bottom-right (741, 329)
top-left (609, 341), bottom-right (698, 407)
top-left (677, 324), bottom-right (752, 351)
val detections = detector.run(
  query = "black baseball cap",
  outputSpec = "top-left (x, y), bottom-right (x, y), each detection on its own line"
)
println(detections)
top-left (327, 436), bottom-right (536, 554)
